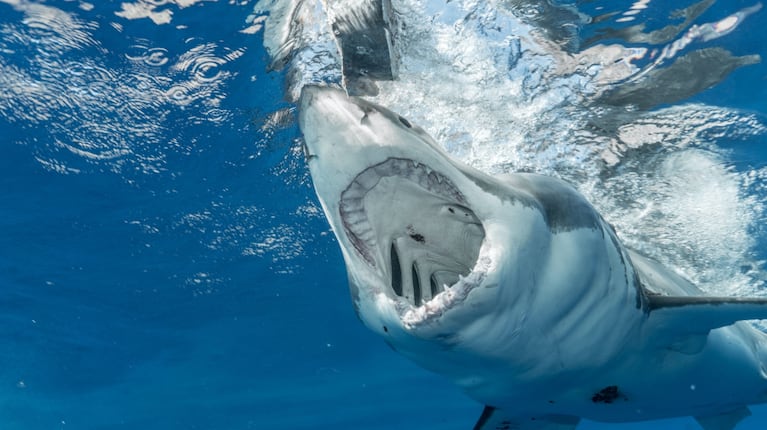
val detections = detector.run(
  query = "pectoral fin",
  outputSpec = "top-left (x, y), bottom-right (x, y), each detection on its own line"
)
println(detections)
top-left (695, 406), bottom-right (751, 430)
top-left (631, 250), bottom-right (767, 345)
top-left (648, 294), bottom-right (767, 330)
top-left (473, 406), bottom-right (579, 430)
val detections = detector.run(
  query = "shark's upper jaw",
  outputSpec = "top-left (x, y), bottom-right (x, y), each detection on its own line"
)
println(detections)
top-left (338, 156), bottom-right (487, 323)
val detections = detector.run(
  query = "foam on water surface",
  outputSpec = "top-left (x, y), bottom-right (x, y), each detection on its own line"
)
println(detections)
top-left (255, 0), bottom-right (767, 297)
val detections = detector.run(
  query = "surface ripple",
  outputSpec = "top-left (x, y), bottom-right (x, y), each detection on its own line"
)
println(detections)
top-left (0, 1), bottom-right (246, 176)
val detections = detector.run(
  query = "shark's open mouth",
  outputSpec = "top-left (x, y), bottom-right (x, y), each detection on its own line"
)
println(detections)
top-left (339, 157), bottom-right (486, 315)
top-left (339, 158), bottom-right (467, 264)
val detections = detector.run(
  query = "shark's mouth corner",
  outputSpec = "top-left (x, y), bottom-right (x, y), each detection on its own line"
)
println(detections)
top-left (338, 157), bottom-right (486, 321)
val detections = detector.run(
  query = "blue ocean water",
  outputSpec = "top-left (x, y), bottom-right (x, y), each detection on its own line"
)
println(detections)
top-left (1, 1), bottom-right (766, 429)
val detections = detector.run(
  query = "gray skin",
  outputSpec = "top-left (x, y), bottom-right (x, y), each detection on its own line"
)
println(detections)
top-left (298, 85), bottom-right (767, 430)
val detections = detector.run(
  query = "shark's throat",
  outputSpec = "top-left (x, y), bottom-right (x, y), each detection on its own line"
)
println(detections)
top-left (339, 157), bottom-right (485, 308)
top-left (339, 158), bottom-right (466, 264)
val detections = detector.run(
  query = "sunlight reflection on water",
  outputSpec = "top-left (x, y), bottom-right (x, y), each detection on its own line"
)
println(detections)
top-left (0, 0), bottom-right (246, 175)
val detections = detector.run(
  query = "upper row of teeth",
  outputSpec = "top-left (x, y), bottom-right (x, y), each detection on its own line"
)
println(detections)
top-left (339, 158), bottom-right (466, 266)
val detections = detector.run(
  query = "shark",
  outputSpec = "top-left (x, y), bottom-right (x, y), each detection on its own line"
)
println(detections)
top-left (297, 85), bottom-right (767, 430)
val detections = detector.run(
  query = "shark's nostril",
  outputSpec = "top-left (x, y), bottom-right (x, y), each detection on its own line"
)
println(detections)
top-left (391, 243), bottom-right (403, 297)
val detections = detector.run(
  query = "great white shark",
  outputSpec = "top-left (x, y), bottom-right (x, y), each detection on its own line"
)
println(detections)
top-left (298, 85), bottom-right (767, 430)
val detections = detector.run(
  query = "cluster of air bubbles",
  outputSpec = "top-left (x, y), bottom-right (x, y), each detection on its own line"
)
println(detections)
top-left (147, 193), bottom-right (322, 277)
top-left (184, 272), bottom-right (223, 298)
top-left (253, 0), bottom-right (767, 298)
top-left (593, 142), bottom-right (767, 297)
top-left (354, 0), bottom-right (767, 298)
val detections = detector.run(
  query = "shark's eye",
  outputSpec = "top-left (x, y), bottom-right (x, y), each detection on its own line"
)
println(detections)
top-left (398, 116), bottom-right (412, 128)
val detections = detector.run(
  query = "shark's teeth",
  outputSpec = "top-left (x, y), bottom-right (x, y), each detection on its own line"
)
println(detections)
top-left (339, 197), bottom-right (363, 211)
top-left (339, 194), bottom-right (375, 264)
top-left (339, 157), bottom-right (466, 267)
top-left (354, 168), bottom-right (382, 190)
top-left (341, 183), bottom-right (365, 202)
top-left (401, 257), bottom-right (491, 328)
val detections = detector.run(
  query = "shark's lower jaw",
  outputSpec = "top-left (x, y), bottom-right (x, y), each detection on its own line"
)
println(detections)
top-left (338, 157), bottom-right (486, 322)
top-left (399, 256), bottom-right (490, 328)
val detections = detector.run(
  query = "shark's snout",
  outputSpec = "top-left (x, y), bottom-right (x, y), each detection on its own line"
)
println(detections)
top-left (298, 85), bottom-right (326, 115)
top-left (298, 86), bottom-right (371, 165)
top-left (298, 85), bottom-right (487, 314)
